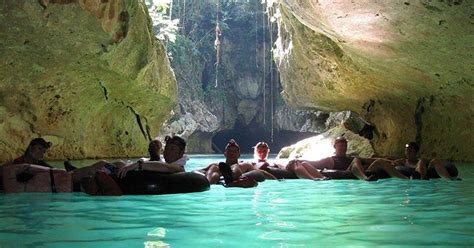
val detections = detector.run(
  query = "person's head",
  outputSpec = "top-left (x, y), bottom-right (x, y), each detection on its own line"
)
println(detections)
top-left (405, 142), bottom-right (419, 159)
top-left (224, 139), bottom-right (240, 162)
top-left (254, 141), bottom-right (270, 161)
top-left (24, 138), bottom-right (52, 161)
top-left (163, 135), bottom-right (186, 163)
top-left (148, 139), bottom-right (162, 161)
top-left (333, 136), bottom-right (348, 156)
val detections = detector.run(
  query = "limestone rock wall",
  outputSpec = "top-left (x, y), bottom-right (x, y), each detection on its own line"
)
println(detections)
top-left (274, 105), bottom-right (328, 133)
top-left (274, 0), bottom-right (473, 161)
top-left (277, 125), bottom-right (375, 160)
top-left (0, 0), bottom-right (176, 161)
top-left (158, 2), bottom-right (327, 153)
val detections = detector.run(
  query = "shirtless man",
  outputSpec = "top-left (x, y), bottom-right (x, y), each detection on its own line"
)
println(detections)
top-left (1, 138), bottom-right (127, 193)
top-left (198, 139), bottom-right (274, 187)
top-left (117, 136), bottom-right (188, 178)
top-left (1, 138), bottom-right (71, 193)
top-left (90, 135), bottom-right (194, 195)
top-left (350, 141), bottom-right (463, 181)
top-left (286, 136), bottom-right (375, 180)
top-left (387, 142), bottom-right (427, 179)
top-left (426, 156), bottom-right (460, 180)
top-left (346, 142), bottom-right (426, 180)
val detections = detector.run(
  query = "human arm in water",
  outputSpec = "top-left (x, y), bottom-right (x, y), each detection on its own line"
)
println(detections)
top-left (238, 162), bottom-right (277, 180)
top-left (429, 158), bottom-right (460, 180)
top-left (117, 160), bottom-right (184, 178)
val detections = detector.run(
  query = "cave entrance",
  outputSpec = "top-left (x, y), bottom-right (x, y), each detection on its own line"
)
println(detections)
top-left (211, 122), bottom-right (317, 154)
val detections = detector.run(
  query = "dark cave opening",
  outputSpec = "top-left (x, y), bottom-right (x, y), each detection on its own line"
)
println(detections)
top-left (211, 121), bottom-right (318, 154)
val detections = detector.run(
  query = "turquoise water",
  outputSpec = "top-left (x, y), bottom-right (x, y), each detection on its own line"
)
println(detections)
top-left (1, 155), bottom-right (473, 247)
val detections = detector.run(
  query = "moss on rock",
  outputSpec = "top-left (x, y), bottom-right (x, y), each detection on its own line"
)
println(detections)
top-left (274, 1), bottom-right (473, 161)
top-left (0, 0), bottom-right (176, 161)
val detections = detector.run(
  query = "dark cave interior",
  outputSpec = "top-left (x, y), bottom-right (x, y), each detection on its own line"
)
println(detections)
top-left (211, 121), bottom-right (317, 154)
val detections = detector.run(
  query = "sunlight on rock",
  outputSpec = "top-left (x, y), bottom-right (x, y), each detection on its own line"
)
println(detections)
top-left (286, 135), bottom-right (334, 161)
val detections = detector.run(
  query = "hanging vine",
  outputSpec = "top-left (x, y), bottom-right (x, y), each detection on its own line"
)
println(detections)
top-left (214, 0), bottom-right (222, 88)
top-left (255, 1), bottom-right (259, 69)
top-left (269, 6), bottom-right (274, 142)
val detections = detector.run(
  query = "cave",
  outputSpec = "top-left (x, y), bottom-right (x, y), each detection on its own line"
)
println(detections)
top-left (211, 120), bottom-right (317, 154)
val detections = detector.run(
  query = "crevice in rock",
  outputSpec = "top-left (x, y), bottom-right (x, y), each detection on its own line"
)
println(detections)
top-left (113, 11), bottom-right (130, 43)
top-left (49, 0), bottom-right (77, 4)
top-left (429, 95), bottom-right (435, 105)
top-left (98, 80), bottom-right (109, 101)
top-left (421, 1), bottom-right (442, 12)
top-left (362, 99), bottom-right (375, 113)
top-left (97, 81), bottom-right (150, 141)
top-left (38, 0), bottom-right (47, 10)
top-left (358, 124), bottom-right (376, 140)
top-left (145, 123), bottom-right (152, 141)
top-left (128, 106), bottom-right (151, 141)
top-left (415, 97), bottom-right (425, 146)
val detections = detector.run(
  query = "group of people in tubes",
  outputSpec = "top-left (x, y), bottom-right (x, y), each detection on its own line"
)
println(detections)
top-left (0, 135), bottom-right (460, 195)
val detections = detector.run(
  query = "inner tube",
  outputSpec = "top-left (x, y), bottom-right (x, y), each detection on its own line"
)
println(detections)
top-left (242, 170), bottom-right (266, 182)
top-left (264, 168), bottom-right (298, 179)
top-left (427, 163), bottom-right (458, 179)
top-left (116, 171), bottom-right (210, 195)
top-left (395, 166), bottom-right (421, 179)
top-left (321, 170), bottom-right (357, 179)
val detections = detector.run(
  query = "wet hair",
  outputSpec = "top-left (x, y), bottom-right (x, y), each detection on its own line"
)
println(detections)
top-left (148, 139), bottom-right (162, 161)
top-left (405, 142), bottom-right (419, 152)
top-left (24, 138), bottom-right (51, 156)
top-left (333, 136), bottom-right (348, 146)
top-left (225, 139), bottom-right (240, 151)
top-left (255, 141), bottom-right (269, 149)
top-left (165, 135), bottom-right (186, 152)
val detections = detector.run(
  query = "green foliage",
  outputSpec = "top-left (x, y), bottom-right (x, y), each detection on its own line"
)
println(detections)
top-left (275, 92), bottom-right (286, 107)
top-left (204, 83), bottom-right (228, 105)
top-left (148, 0), bottom-right (282, 112)
top-left (145, 0), bottom-right (179, 43)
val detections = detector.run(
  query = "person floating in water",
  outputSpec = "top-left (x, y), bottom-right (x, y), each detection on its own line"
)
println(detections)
top-left (117, 136), bottom-right (188, 178)
top-left (355, 142), bottom-right (460, 180)
top-left (91, 135), bottom-right (211, 196)
top-left (197, 139), bottom-right (275, 187)
top-left (426, 153), bottom-right (460, 180)
top-left (252, 141), bottom-right (279, 170)
top-left (349, 141), bottom-right (428, 180)
top-left (1, 138), bottom-right (121, 193)
top-left (285, 136), bottom-right (377, 180)
top-left (1, 138), bottom-right (71, 193)
top-left (250, 141), bottom-right (323, 180)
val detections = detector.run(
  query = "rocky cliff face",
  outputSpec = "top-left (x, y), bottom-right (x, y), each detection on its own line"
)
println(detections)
top-left (157, 1), bottom-right (327, 153)
top-left (274, 0), bottom-right (473, 161)
top-left (0, 0), bottom-right (176, 161)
